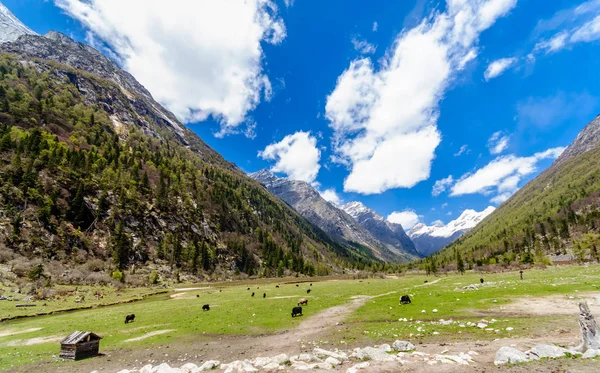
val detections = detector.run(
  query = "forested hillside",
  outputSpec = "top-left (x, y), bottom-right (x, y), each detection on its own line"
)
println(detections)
top-left (0, 51), bottom-right (381, 286)
top-left (431, 115), bottom-right (600, 270)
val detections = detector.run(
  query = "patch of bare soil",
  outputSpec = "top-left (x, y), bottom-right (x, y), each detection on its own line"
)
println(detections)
top-left (123, 330), bottom-right (175, 343)
top-left (3, 335), bottom-right (63, 347)
top-left (497, 292), bottom-right (600, 316)
top-left (0, 327), bottom-right (42, 338)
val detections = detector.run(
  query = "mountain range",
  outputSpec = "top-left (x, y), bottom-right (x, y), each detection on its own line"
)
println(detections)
top-left (250, 170), bottom-right (420, 263)
top-left (408, 207), bottom-right (495, 256)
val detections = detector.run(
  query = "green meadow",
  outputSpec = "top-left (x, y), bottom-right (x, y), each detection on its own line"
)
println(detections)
top-left (1, 265), bottom-right (600, 371)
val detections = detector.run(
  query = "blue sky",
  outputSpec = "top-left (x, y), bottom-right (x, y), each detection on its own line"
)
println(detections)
top-left (6, 0), bottom-right (600, 229)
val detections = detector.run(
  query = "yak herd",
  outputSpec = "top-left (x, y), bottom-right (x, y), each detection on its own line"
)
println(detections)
top-left (124, 278), bottom-right (485, 324)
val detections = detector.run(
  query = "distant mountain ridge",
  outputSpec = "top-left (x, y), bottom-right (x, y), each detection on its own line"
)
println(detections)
top-left (250, 170), bottom-right (420, 262)
top-left (408, 207), bottom-right (495, 256)
top-left (340, 202), bottom-right (420, 259)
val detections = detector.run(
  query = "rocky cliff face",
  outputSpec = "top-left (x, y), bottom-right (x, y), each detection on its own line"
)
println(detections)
top-left (408, 207), bottom-right (495, 256)
top-left (0, 3), bottom-right (36, 44)
top-left (341, 202), bottom-right (420, 259)
top-left (250, 170), bottom-right (417, 262)
top-left (555, 114), bottom-right (600, 165)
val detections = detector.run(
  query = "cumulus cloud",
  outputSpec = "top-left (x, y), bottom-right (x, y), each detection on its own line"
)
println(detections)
top-left (325, 0), bottom-right (516, 195)
top-left (487, 131), bottom-right (510, 154)
top-left (484, 57), bottom-right (517, 81)
top-left (319, 188), bottom-right (342, 205)
top-left (454, 144), bottom-right (470, 156)
top-left (387, 209), bottom-right (420, 229)
top-left (372, 22), bottom-right (378, 32)
top-left (450, 147), bottom-right (565, 202)
top-left (351, 37), bottom-right (377, 54)
top-left (55, 0), bottom-right (285, 136)
top-left (258, 131), bottom-right (321, 184)
top-left (534, 1), bottom-right (600, 54)
top-left (432, 175), bottom-right (454, 196)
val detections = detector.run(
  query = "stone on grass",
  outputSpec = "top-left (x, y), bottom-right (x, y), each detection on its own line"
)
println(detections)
top-left (582, 349), bottom-right (600, 359)
top-left (151, 363), bottom-right (176, 373)
top-left (476, 322), bottom-right (487, 329)
top-left (252, 357), bottom-right (272, 367)
top-left (313, 348), bottom-right (348, 361)
top-left (346, 362), bottom-right (370, 373)
top-left (197, 360), bottom-right (220, 371)
top-left (529, 344), bottom-right (568, 359)
top-left (325, 357), bottom-right (342, 367)
top-left (263, 362), bottom-right (282, 370)
top-left (180, 363), bottom-right (198, 373)
top-left (140, 365), bottom-right (153, 373)
top-left (378, 344), bottom-right (392, 352)
top-left (271, 354), bottom-right (290, 365)
top-left (353, 346), bottom-right (395, 361)
top-left (494, 346), bottom-right (529, 365)
top-left (393, 340), bottom-right (415, 352)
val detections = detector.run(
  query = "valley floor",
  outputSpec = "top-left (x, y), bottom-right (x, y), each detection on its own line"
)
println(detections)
top-left (2, 266), bottom-right (600, 372)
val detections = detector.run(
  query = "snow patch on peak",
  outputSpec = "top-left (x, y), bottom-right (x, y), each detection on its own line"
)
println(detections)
top-left (341, 201), bottom-right (384, 221)
top-left (0, 3), bottom-right (36, 44)
top-left (409, 206), bottom-right (495, 239)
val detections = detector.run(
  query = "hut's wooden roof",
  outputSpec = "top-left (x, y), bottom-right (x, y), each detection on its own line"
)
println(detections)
top-left (61, 331), bottom-right (102, 344)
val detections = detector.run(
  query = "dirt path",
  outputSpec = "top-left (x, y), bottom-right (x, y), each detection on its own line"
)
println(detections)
top-left (124, 330), bottom-right (175, 343)
top-left (496, 292), bottom-right (600, 316)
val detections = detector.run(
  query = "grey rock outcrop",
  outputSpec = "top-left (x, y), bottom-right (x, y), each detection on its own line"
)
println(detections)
top-left (494, 346), bottom-right (529, 365)
top-left (0, 3), bottom-right (36, 44)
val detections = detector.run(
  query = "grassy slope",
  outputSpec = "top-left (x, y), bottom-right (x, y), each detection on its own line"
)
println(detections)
top-left (1, 265), bottom-right (600, 370)
top-left (442, 146), bottom-right (600, 261)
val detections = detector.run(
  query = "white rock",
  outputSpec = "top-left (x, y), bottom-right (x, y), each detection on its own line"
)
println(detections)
top-left (421, 310), bottom-right (426, 313)
top-left (378, 344), bottom-right (392, 352)
top-left (325, 357), bottom-right (341, 367)
top-left (582, 349), bottom-right (600, 359)
top-left (393, 340), bottom-right (415, 352)
top-left (353, 346), bottom-right (395, 361)
top-left (432, 309), bottom-right (438, 313)
top-left (313, 348), bottom-right (348, 361)
top-left (252, 357), bottom-right (272, 367)
top-left (140, 365), bottom-right (153, 373)
top-left (476, 323), bottom-right (487, 329)
top-left (346, 362), bottom-right (370, 373)
top-left (505, 327), bottom-right (514, 331)
top-left (291, 361), bottom-right (310, 370)
top-left (117, 370), bottom-right (132, 373)
top-left (151, 363), bottom-right (175, 373)
top-left (221, 360), bottom-right (257, 373)
top-left (197, 360), bottom-right (220, 371)
top-left (271, 354), bottom-right (290, 365)
top-left (529, 344), bottom-right (568, 359)
top-left (294, 353), bottom-right (314, 362)
top-left (494, 346), bottom-right (529, 365)
top-left (180, 363), bottom-right (198, 373)
top-left (263, 362), bottom-right (282, 370)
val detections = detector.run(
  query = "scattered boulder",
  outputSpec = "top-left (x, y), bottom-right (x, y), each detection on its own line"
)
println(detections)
top-left (393, 340), bottom-right (415, 352)
top-left (325, 357), bottom-right (342, 367)
top-left (582, 349), bottom-right (600, 359)
top-left (494, 346), bottom-right (529, 365)
top-left (528, 344), bottom-right (568, 359)
top-left (197, 360), bottom-right (220, 371)
top-left (180, 363), bottom-right (198, 373)
top-left (313, 348), bottom-right (348, 361)
top-left (353, 346), bottom-right (395, 361)
top-left (270, 354), bottom-right (290, 365)
top-left (346, 362), bottom-right (370, 373)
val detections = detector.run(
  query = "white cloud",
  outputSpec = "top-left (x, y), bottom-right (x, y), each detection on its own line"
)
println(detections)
top-left (351, 37), bottom-right (377, 54)
top-left (487, 131), bottom-right (510, 154)
top-left (55, 0), bottom-right (285, 135)
top-left (450, 147), bottom-right (565, 201)
top-left (387, 209), bottom-right (420, 229)
top-left (432, 175), bottom-right (454, 196)
top-left (454, 144), bottom-right (470, 156)
top-left (372, 21), bottom-right (378, 32)
top-left (319, 188), bottom-right (342, 205)
top-left (533, 1), bottom-right (600, 54)
top-left (325, 0), bottom-right (516, 195)
top-left (258, 131), bottom-right (321, 184)
top-left (483, 57), bottom-right (517, 81)
top-left (284, 0), bottom-right (294, 7)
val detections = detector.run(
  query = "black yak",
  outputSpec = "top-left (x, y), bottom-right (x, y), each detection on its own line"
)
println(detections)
top-left (276, 285), bottom-right (280, 288)
top-left (247, 287), bottom-right (250, 290)
top-left (263, 293), bottom-right (266, 298)
top-left (306, 289), bottom-right (311, 294)
top-left (202, 304), bottom-right (210, 311)
top-left (125, 314), bottom-right (135, 324)
top-left (296, 284), bottom-right (299, 287)
top-left (399, 295), bottom-right (411, 305)
top-left (292, 306), bottom-right (303, 317)
top-left (298, 298), bottom-right (308, 306)
top-left (480, 278), bottom-right (484, 284)
top-left (251, 292), bottom-right (255, 297)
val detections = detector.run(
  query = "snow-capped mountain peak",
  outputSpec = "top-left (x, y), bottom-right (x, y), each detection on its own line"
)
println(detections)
top-left (0, 3), bottom-right (37, 44)
top-left (408, 206), bottom-right (495, 256)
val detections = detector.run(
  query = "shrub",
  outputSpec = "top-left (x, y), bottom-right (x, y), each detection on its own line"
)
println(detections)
top-left (112, 269), bottom-right (125, 283)
top-left (148, 271), bottom-right (159, 285)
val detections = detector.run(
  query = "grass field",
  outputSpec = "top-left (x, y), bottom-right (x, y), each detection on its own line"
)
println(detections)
top-left (1, 265), bottom-right (600, 371)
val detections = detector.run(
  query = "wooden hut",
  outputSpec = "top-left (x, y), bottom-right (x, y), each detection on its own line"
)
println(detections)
top-left (59, 331), bottom-right (102, 360)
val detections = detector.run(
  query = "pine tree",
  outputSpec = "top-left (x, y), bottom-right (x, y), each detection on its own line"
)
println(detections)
top-left (111, 221), bottom-right (132, 269)
top-left (456, 250), bottom-right (465, 274)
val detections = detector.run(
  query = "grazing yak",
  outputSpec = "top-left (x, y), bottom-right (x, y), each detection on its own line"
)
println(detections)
top-left (125, 314), bottom-right (135, 324)
top-left (298, 298), bottom-right (308, 306)
top-left (399, 295), bottom-right (411, 305)
top-left (424, 280), bottom-right (428, 283)
top-left (263, 293), bottom-right (266, 298)
top-left (306, 289), bottom-right (311, 294)
top-left (310, 283), bottom-right (312, 286)
top-left (202, 304), bottom-right (210, 311)
top-left (251, 292), bottom-right (255, 297)
top-left (247, 287), bottom-right (250, 290)
top-left (292, 306), bottom-right (303, 317)
top-left (480, 278), bottom-right (484, 284)
top-left (296, 284), bottom-right (299, 287)
top-left (276, 285), bottom-right (280, 288)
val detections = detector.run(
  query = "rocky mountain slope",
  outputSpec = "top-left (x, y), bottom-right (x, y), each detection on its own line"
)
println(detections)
top-left (250, 170), bottom-right (418, 262)
top-left (408, 207), bottom-right (495, 256)
top-left (341, 201), bottom-right (420, 259)
top-left (0, 3), bottom-right (36, 44)
top-left (0, 13), bottom-right (382, 285)
top-left (442, 114), bottom-right (600, 265)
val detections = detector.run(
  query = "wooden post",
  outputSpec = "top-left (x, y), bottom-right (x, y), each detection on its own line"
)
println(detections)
top-left (575, 301), bottom-right (600, 352)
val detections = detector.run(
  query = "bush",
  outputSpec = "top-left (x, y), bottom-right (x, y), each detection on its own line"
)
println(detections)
top-left (27, 264), bottom-right (45, 281)
top-left (148, 271), bottom-right (159, 285)
top-left (112, 269), bottom-right (125, 283)
top-left (86, 259), bottom-right (105, 272)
